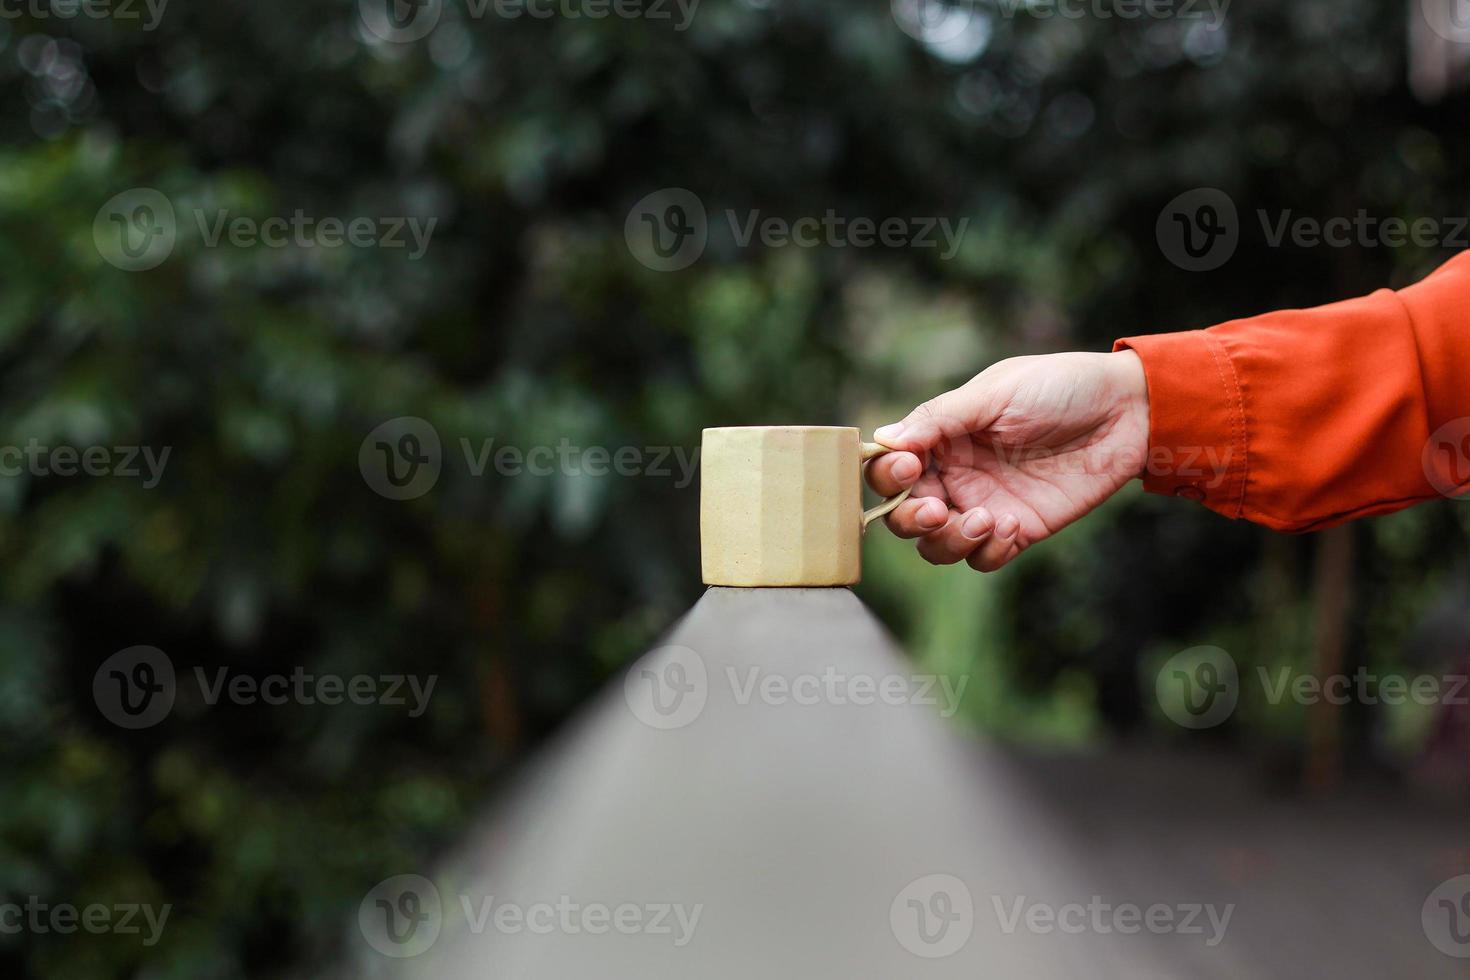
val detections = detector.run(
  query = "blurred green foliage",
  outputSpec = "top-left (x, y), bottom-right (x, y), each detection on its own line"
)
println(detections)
top-left (1, 0), bottom-right (1469, 976)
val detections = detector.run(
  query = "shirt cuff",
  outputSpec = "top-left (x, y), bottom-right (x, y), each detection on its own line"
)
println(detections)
top-left (1112, 331), bottom-right (1248, 518)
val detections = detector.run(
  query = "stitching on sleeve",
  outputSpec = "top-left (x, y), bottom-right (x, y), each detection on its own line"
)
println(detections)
top-left (1202, 332), bottom-right (1248, 519)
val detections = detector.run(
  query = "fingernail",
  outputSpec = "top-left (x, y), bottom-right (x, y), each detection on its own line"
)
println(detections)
top-left (996, 514), bottom-right (1020, 538)
top-left (961, 511), bottom-right (992, 540)
top-left (917, 501), bottom-right (947, 529)
top-left (874, 423), bottom-right (906, 444)
top-left (893, 455), bottom-right (920, 481)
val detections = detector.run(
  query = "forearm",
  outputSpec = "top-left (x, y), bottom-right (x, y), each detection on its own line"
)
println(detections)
top-left (1115, 251), bottom-right (1470, 532)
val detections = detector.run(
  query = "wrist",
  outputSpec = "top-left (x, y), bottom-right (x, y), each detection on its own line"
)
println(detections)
top-left (1109, 348), bottom-right (1147, 403)
top-left (1108, 349), bottom-right (1150, 477)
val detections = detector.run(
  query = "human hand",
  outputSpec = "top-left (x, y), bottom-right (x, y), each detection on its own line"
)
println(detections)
top-left (865, 350), bottom-right (1149, 572)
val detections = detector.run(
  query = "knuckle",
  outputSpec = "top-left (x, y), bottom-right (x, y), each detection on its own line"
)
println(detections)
top-left (916, 540), bottom-right (958, 565)
top-left (966, 540), bottom-right (1012, 573)
top-left (908, 395), bottom-right (963, 436)
top-left (887, 514), bottom-right (921, 539)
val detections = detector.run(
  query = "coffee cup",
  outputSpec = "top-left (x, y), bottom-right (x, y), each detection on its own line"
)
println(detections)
top-left (700, 426), bottom-right (911, 587)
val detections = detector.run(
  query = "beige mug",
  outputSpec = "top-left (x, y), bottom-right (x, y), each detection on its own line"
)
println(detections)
top-left (700, 426), bottom-right (912, 587)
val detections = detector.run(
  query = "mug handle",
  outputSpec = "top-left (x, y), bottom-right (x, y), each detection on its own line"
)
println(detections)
top-left (860, 441), bottom-right (913, 532)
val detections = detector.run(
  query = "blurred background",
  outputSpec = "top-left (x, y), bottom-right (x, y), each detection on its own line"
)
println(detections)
top-left (2, 0), bottom-right (1470, 975)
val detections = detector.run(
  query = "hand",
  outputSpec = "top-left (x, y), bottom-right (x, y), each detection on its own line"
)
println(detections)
top-left (865, 350), bottom-right (1150, 572)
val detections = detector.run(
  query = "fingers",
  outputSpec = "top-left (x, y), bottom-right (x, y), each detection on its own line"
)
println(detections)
top-left (885, 496), bottom-right (950, 539)
top-left (965, 513), bottom-right (1023, 573)
top-left (915, 506), bottom-right (997, 565)
top-left (893, 501), bottom-right (1024, 570)
top-left (864, 450), bottom-right (923, 497)
top-left (873, 379), bottom-right (1001, 455)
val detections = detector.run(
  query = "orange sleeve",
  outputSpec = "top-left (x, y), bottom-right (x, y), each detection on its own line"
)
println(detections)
top-left (1114, 251), bottom-right (1470, 532)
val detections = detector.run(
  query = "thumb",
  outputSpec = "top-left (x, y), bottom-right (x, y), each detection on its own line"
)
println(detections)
top-left (873, 383), bottom-right (999, 454)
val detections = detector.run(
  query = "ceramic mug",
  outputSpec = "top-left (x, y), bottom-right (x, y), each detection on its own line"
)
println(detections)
top-left (700, 426), bottom-right (913, 587)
